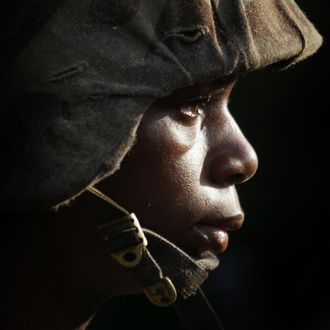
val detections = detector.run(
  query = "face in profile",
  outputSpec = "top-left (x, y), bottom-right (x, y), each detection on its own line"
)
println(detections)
top-left (98, 77), bottom-right (258, 257)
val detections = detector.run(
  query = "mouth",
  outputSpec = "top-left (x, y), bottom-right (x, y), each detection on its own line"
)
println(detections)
top-left (193, 214), bottom-right (244, 254)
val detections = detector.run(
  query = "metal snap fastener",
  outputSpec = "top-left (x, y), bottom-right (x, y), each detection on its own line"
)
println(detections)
top-left (144, 277), bottom-right (177, 307)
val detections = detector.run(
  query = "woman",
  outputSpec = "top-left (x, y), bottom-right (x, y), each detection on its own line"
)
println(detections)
top-left (0, 1), bottom-right (322, 329)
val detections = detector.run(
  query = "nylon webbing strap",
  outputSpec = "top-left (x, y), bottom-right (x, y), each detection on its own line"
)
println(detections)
top-left (174, 288), bottom-right (225, 330)
top-left (98, 213), bottom-right (161, 283)
top-left (87, 186), bottom-right (225, 328)
top-left (98, 213), bottom-right (178, 307)
top-left (87, 187), bottom-right (177, 307)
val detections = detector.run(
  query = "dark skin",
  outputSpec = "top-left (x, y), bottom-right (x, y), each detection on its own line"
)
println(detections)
top-left (99, 77), bottom-right (258, 255)
top-left (1, 78), bottom-right (258, 330)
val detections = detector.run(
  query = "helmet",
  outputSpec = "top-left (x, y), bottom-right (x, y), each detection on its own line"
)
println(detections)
top-left (0, 0), bottom-right (322, 327)
top-left (0, 0), bottom-right (322, 211)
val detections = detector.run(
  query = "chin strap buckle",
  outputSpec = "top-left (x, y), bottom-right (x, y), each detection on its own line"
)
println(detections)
top-left (98, 213), bottom-right (147, 268)
top-left (97, 212), bottom-right (177, 306)
top-left (88, 187), bottom-right (177, 307)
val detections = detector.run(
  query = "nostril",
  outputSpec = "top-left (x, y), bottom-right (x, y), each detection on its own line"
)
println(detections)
top-left (222, 173), bottom-right (247, 187)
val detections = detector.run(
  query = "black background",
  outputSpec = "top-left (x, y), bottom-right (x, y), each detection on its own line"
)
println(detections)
top-left (1, 1), bottom-right (328, 329)
top-left (213, 2), bottom-right (329, 328)
top-left (90, 2), bottom-right (330, 330)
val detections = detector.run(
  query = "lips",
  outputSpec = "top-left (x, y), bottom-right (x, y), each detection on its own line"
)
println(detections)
top-left (193, 214), bottom-right (244, 254)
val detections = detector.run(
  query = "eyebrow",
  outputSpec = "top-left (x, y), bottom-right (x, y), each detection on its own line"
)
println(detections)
top-left (158, 75), bottom-right (237, 106)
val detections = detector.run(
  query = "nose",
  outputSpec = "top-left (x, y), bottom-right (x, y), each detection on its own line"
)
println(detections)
top-left (207, 114), bottom-right (258, 188)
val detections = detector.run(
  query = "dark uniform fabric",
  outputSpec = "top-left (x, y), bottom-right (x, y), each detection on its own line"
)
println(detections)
top-left (0, 0), bottom-right (322, 212)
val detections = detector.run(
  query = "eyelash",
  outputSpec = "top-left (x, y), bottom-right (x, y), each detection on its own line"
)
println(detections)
top-left (176, 96), bottom-right (211, 123)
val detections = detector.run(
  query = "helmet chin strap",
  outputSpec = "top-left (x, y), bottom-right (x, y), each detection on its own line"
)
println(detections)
top-left (87, 186), bottom-right (225, 329)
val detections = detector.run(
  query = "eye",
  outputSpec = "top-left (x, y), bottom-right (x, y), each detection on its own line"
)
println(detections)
top-left (175, 95), bottom-right (211, 125)
top-left (179, 105), bottom-right (202, 119)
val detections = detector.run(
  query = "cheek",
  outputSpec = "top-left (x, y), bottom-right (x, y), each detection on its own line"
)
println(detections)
top-left (139, 114), bottom-right (201, 156)
top-left (138, 115), bottom-right (207, 190)
top-left (133, 116), bottom-right (208, 227)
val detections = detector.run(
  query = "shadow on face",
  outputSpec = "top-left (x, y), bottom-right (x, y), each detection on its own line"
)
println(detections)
top-left (98, 77), bottom-right (258, 256)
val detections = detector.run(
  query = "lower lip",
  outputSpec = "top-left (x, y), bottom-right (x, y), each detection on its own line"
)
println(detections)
top-left (193, 225), bottom-right (229, 254)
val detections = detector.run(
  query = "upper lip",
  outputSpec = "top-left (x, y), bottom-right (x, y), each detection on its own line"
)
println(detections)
top-left (195, 213), bottom-right (244, 232)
